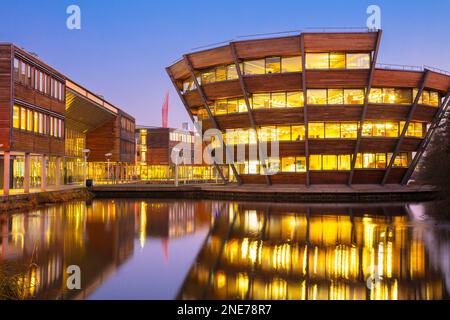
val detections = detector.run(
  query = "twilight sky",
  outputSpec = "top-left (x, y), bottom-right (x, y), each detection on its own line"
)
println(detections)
top-left (1, 0), bottom-right (449, 129)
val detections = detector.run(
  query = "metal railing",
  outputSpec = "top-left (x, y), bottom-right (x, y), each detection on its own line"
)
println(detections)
top-left (376, 63), bottom-right (423, 72)
top-left (425, 65), bottom-right (450, 76)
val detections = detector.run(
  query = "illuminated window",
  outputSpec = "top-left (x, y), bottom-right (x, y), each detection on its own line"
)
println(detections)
top-left (305, 53), bottom-right (329, 69)
top-left (13, 105), bottom-right (20, 129)
top-left (237, 129), bottom-right (249, 145)
top-left (227, 64), bottom-right (239, 80)
top-left (369, 88), bottom-right (383, 103)
top-left (362, 122), bottom-right (373, 136)
top-left (238, 99), bottom-right (248, 113)
top-left (341, 123), bottom-right (358, 139)
top-left (373, 122), bottom-right (386, 137)
top-left (258, 126), bottom-right (276, 142)
top-left (292, 125), bottom-right (305, 141)
top-left (227, 99), bottom-right (238, 114)
top-left (277, 126), bottom-right (291, 141)
top-left (271, 92), bottom-right (286, 108)
top-left (328, 89), bottom-right (344, 104)
top-left (249, 129), bottom-right (258, 144)
top-left (20, 107), bottom-right (26, 130)
top-left (286, 92), bottom-right (304, 108)
top-left (429, 92), bottom-right (439, 106)
top-left (309, 123), bottom-right (324, 139)
top-left (281, 157), bottom-right (296, 172)
top-left (346, 53), bottom-right (370, 69)
top-left (252, 93), bottom-right (271, 109)
top-left (295, 157), bottom-right (307, 172)
top-left (281, 56), bottom-right (302, 72)
top-left (325, 123), bottom-right (340, 138)
top-left (215, 66), bottom-right (227, 82)
top-left (363, 153), bottom-right (376, 168)
top-left (215, 100), bottom-right (228, 115)
top-left (323, 155), bottom-right (338, 170)
top-left (27, 109), bottom-right (33, 131)
top-left (376, 153), bottom-right (386, 168)
top-left (201, 69), bottom-right (215, 84)
top-left (338, 155), bottom-right (351, 170)
top-left (309, 155), bottom-right (322, 170)
top-left (33, 112), bottom-right (39, 133)
top-left (244, 60), bottom-right (265, 75)
top-left (307, 90), bottom-right (327, 105)
top-left (266, 57), bottom-right (281, 74)
top-left (422, 90), bottom-right (430, 105)
top-left (390, 153), bottom-right (409, 168)
top-left (344, 89), bottom-right (365, 104)
top-left (330, 53), bottom-right (346, 69)
top-left (385, 122), bottom-right (399, 137)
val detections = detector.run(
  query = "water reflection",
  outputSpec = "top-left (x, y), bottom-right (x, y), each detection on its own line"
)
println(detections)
top-left (0, 200), bottom-right (448, 300)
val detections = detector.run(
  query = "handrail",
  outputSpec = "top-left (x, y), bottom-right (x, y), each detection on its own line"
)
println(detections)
top-left (376, 63), bottom-right (423, 72)
top-left (424, 65), bottom-right (450, 76)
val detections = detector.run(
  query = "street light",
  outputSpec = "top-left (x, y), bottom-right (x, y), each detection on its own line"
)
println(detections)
top-left (105, 153), bottom-right (112, 184)
top-left (82, 148), bottom-right (90, 185)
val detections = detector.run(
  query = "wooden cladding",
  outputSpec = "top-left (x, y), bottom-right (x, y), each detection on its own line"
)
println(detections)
top-left (0, 44), bottom-right (12, 150)
top-left (15, 83), bottom-right (65, 115)
top-left (306, 70), bottom-right (369, 88)
top-left (234, 36), bottom-right (301, 60)
top-left (12, 129), bottom-right (64, 155)
top-left (303, 32), bottom-right (378, 52)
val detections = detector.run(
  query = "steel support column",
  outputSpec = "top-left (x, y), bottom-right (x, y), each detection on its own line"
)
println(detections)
top-left (166, 67), bottom-right (227, 183)
top-left (382, 70), bottom-right (430, 185)
top-left (230, 42), bottom-right (271, 186)
top-left (183, 55), bottom-right (242, 185)
top-left (348, 30), bottom-right (383, 185)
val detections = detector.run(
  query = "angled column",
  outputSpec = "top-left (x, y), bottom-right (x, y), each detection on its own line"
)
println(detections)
top-left (166, 67), bottom-right (227, 183)
top-left (182, 55), bottom-right (242, 185)
top-left (348, 30), bottom-right (383, 185)
top-left (24, 153), bottom-right (30, 193)
top-left (3, 152), bottom-right (10, 196)
top-left (230, 42), bottom-right (271, 186)
top-left (300, 34), bottom-right (311, 186)
top-left (382, 70), bottom-right (430, 185)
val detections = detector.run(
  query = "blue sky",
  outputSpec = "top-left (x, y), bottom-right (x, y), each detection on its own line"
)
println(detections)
top-left (1, 0), bottom-right (449, 128)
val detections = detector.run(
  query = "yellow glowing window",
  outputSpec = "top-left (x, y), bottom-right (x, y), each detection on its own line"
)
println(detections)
top-left (373, 122), bottom-right (386, 137)
top-left (201, 69), bottom-right (215, 84)
top-left (392, 153), bottom-right (409, 168)
top-left (20, 107), bottom-right (26, 130)
top-left (281, 157), bottom-right (296, 172)
top-left (330, 53), bottom-right (346, 69)
top-left (385, 122), bottom-right (399, 137)
top-left (249, 129), bottom-right (258, 144)
top-left (266, 57), bottom-right (281, 74)
top-left (307, 90), bottom-right (327, 105)
top-left (309, 123), bottom-right (324, 139)
top-left (227, 64), bottom-right (240, 80)
top-left (323, 155), bottom-right (338, 170)
top-left (309, 155), bottom-right (322, 170)
top-left (271, 92), bottom-right (286, 108)
top-left (277, 126), bottom-right (291, 141)
top-left (429, 92), bottom-right (439, 106)
top-left (238, 99), bottom-right (248, 113)
top-left (369, 88), bottom-right (383, 103)
top-left (344, 89), bottom-right (365, 104)
top-left (237, 129), bottom-right (249, 145)
top-left (292, 125), bottom-right (305, 141)
top-left (27, 109), bottom-right (33, 131)
top-left (33, 111), bottom-right (39, 133)
top-left (281, 56), bottom-right (302, 73)
top-left (287, 92), bottom-right (304, 108)
top-left (244, 60), bottom-right (265, 75)
top-left (362, 122), bottom-right (373, 136)
top-left (215, 100), bottom-right (228, 115)
top-left (13, 105), bottom-right (20, 129)
top-left (258, 126), bottom-right (276, 142)
top-left (227, 99), bottom-right (238, 114)
top-left (346, 53), bottom-right (370, 69)
top-left (338, 155), bottom-right (351, 170)
top-left (328, 89), bottom-right (344, 104)
top-left (422, 91), bottom-right (430, 105)
top-left (341, 123), bottom-right (358, 139)
top-left (376, 153), bottom-right (387, 168)
top-left (252, 93), bottom-right (271, 109)
top-left (305, 53), bottom-right (329, 69)
top-left (215, 66), bottom-right (227, 82)
top-left (363, 153), bottom-right (376, 168)
top-left (296, 157), bottom-right (307, 172)
top-left (325, 123), bottom-right (340, 138)
top-left (38, 113), bottom-right (44, 134)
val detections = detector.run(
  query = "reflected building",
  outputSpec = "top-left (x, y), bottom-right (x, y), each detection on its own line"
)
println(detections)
top-left (178, 203), bottom-right (448, 300)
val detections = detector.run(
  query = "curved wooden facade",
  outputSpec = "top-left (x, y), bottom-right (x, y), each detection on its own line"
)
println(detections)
top-left (167, 31), bottom-right (450, 185)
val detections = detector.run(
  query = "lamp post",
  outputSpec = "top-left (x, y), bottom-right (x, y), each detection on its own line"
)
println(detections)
top-left (105, 153), bottom-right (112, 184)
top-left (82, 149), bottom-right (90, 186)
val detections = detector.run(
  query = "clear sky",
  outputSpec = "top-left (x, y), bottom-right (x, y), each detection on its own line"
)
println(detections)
top-left (1, 0), bottom-right (449, 129)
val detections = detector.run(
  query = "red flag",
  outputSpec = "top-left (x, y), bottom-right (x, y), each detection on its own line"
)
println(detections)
top-left (162, 91), bottom-right (169, 128)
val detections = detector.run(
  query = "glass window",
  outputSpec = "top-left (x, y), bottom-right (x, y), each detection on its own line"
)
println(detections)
top-left (13, 58), bottom-right (19, 81)
top-left (281, 56), bottom-right (302, 73)
top-left (344, 89), bottom-right (365, 104)
top-left (325, 123), bottom-right (340, 138)
top-left (338, 155), bottom-right (351, 170)
top-left (422, 91), bottom-right (430, 105)
top-left (363, 153), bottom-right (376, 168)
top-left (215, 100), bottom-right (228, 115)
top-left (429, 92), bottom-right (439, 106)
top-left (329, 53), bottom-right (346, 69)
top-left (201, 69), bottom-right (215, 85)
top-left (227, 64), bottom-right (239, 80)
top-left (395, 89), bottom-right (413, 104)
top-left (215, 66), bottom-right (227, 82)
top-left (33, 112), bottom-right (39, 133)
top-left (244, 60), bottom-right (265, 75)
top-left (305, 53), bottom-right (329, 69)
top-left (362, 122), bottom-right (373, 136)
top-left (393, 153), bottom-right (408, 168)
top-left (266, 57), bottom-right (281, 74)
top-left (383, 88), bottom-right (397, 104)
top-left (252, 93), bottom-right (271, 109)
top-left (309, 155), bottom-right (322, 170)
top-left (386, 122), bottom-right (399, 137)
top-left (341, 123), bottom-right (358, 139)
top-left (295, 157), bottom-right (307, 172)
top-left (13, 105), bottom-right (20, 128)
top-left (286, 92), bottom-right (304, 108)
top-left (281, 157), bottom-right (296, 172)
top-left (39, 113), bottom-right (43, 134)
top-left (376, 153), bottom-right (387, 168)
top-left (292, 125), bottom-right (305, 141)
top-left (328, 89), bottom-right (344, 104)
top-left (258, 126), bottom-right (276, 142)
top-left (277, 126), bottom-right (291, 141)
top-left (227, 99), bottom-right (238, 114)
top-left (323, 155), bottom-right (338, 170)
top-left (238, 99), bottom-right (248, 113)
top-left (369, 88), bottom-right (383, 103)
top-left (27, 109), bottom-right (33, 131)
top-left (307, 90), bottom-right (327, 105)
top-left (309, 123), bottom-right (324, 139)
top-left (373, 122), bottom-right (386, 137)
top-left (414, 123), bottom-right (423, 138)
top-left (346, 53), bottom-right (370, 69)
top-left (271, 92), bottom-right (286, 108)
top-left (237, 129), bottom-right (249, 145)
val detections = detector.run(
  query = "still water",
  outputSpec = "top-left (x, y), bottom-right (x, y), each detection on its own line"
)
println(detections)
top-left (0, 199), bottom-right (449, 300)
